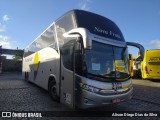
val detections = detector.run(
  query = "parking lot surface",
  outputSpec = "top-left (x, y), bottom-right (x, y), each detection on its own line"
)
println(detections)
top-left (0, 72), bottom-right (160, 119)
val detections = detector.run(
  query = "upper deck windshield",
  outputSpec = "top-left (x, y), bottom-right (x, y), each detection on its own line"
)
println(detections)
top-left (83, 41), bottom-right (130, 82)
top-left (75, 10), bottom-right (125, 41)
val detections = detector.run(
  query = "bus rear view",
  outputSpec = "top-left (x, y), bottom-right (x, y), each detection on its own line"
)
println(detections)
top-left (141, 49), bottom-right (160, 80)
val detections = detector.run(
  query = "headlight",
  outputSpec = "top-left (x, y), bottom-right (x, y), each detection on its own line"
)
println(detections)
top-left (80, 83), bottom-right (100, 93)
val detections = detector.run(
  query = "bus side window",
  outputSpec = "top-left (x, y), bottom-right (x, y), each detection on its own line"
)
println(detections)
top-left (50, 43), bottom-right (58, 51)
top-left (55, 13), bottom-right (76, 48)
top-left (75, 39), bottom-right (83, 75)
top-left (61, 40), bottom-right (74, 71)
top-left (44, 24), bottom-right (57, 50)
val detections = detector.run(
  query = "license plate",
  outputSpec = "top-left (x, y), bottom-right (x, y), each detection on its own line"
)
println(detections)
top-left (112, 98), bottom-right (121, 103)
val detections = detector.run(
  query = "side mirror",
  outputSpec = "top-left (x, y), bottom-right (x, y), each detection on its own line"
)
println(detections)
top-left (63, 28), bottom-right (92, 49)
top-left (63, 32), bottom-right (80, 38)
top-left (126, 42), bottom-right (145, 60)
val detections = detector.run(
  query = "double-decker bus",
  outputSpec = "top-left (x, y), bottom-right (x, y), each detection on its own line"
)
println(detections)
top-left (22, 10), bottom-right (133, 109)
top-left (141, 49), bottom-right (160, 80)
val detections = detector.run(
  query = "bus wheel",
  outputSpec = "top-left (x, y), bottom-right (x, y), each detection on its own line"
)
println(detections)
top-left (49, 80), bottom-right (59, 102)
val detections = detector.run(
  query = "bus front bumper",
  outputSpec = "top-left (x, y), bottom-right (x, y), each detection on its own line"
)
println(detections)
top-left (76, 87), bottom-right (133, 109)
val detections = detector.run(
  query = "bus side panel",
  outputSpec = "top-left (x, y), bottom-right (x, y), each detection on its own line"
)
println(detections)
top-left (33, 47), bottom-right (60, 90)
top-left (22, 54), bottom-right (35, 81)
top-left (22, 47), bottom-right (60, 91)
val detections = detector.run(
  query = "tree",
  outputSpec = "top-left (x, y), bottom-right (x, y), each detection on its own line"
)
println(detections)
top-left (12, 55), bottom-right (22, 60)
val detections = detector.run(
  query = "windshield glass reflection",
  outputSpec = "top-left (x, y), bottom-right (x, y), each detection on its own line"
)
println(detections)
top-left (84, 41), bottom-right (130, 81)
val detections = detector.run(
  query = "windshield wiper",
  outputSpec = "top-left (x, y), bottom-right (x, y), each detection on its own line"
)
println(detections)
top-left (85, 72), bottom-right (115, 81)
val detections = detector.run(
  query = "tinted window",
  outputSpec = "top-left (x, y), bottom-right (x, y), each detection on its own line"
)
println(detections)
top-left (75, 39), bottom-right (83, 75)
top-left (84, 41), bottom-right (114, 77)
top-left (55, 13), bottom-right (76, 48)
top-left (61, 40), bottom-right (74, 71)
top-left (84, 41), bottom-right (130, 82)
top-left (114, 47), bottom-right (129, 76)
top-left (24, 24), bottom-right (56, 57)
top-left (33, 25), bottom-right (56, 50)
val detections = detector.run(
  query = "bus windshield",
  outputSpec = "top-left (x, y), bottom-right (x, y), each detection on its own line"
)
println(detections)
top-left (84, 41), bottom-right (130, 81)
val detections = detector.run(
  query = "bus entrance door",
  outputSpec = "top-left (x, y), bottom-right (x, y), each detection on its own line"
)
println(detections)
top-left (60, 68), bottom-right (75, 109)
top-left (60, 40), bottom-right (75, 109)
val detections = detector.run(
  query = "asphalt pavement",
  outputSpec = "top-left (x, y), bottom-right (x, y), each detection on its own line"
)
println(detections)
top-left (0, 72), bottom-right (160, 120)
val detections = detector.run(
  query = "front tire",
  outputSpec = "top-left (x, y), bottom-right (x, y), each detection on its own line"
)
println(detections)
top-left (48, 80), bottom-right (59, 102)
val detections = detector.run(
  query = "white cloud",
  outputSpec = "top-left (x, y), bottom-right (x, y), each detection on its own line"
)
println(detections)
top-left (78, 0), bottom-right (91, 10)
top-left (0, 15), bottom-right (11, 48)
top-left (3, 14), bottom-right (10, 22)
top-left (0, 23), bottom-right (6, 32)
top-left (0, 35), bottom-right (9, 41)
top-left (0, 14), bottom-right (10, 32)
top-left (81, 3), bottom-right (88, 10)
top-left (0, 41), bottom-right (11, 48)
top-left (150, 39), bottom-right (160, 48)
top-left (0, 35), bottom-right (11, 48)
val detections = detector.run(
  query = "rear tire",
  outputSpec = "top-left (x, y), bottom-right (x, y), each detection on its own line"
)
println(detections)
top-left (48, 80), bottom-right (60, 102)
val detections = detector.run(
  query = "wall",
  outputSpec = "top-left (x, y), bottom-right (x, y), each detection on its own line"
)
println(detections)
top-left (1, 56), bottom-right (22, 72)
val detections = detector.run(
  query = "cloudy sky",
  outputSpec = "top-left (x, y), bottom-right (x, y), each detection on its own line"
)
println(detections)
top-left (0, 0), bottom-right (160, 57)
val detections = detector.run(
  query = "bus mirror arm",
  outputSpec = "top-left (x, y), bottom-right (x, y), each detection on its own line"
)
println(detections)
top-left (63, 28), bottom-right (92, 49)
top-left (126, 42), bottom-right (145, 60)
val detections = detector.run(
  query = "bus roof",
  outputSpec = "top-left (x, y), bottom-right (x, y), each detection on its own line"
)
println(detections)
top-left (56, 9), bottom-right (125, 41)
top-left (146, 49), bottom-right (160, 56)
top-left (146, 49), bottom-right (160, 51)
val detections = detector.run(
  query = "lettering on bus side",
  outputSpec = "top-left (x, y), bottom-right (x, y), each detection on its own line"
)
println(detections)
top-left (149, 57), bottom-right (160, 62)
top-left (25, 57), bottom-right (33, 62)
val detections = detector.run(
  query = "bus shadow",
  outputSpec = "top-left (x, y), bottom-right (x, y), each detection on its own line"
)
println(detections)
top-left (149, 79), bottom-right (160, 83)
